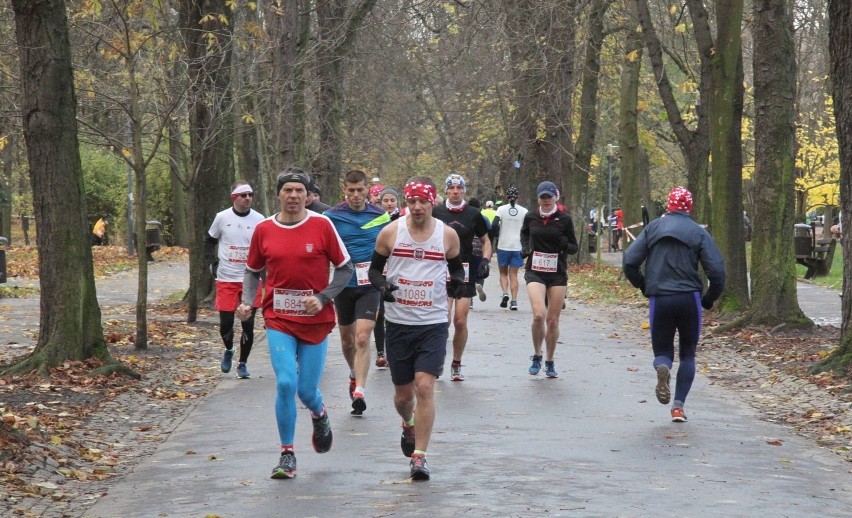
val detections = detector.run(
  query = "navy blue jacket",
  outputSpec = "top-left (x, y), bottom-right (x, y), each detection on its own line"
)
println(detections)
top-left (622, 211), bottom-right (725, 302)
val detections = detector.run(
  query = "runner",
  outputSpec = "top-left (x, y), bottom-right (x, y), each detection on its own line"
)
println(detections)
top-left (236, 170), bottom-right (353, 479)
top-left (432, 173), bottom-right (491, 381)
top-left (492, 186), bottom-right (528, 311)
top-left (520, 181), bottom-right (578, 378)
top-left (373, 186), bottom-right (403, 369)
top-left (204, 180), bottom-right (265, 379)
top-left (368, 176), bottom-right (464, 480)
top-left (623, 186), bottom-right (725, 422)
top-left (324, 170), bottom-right (391, 415)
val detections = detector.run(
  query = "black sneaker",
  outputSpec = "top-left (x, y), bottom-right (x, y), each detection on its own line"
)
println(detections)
top-left (655, 365), bottom-right (671, 405)
top-left (311, 411), bottom-right (333, 453)
top-left (271, 451), bottom-right (297, 479)
top-left (400, 423), bottom-right (415, 457)
top-left (409, 454), bottom-right (430, 481)
top-left (351, 391), bottom-right (366, 416)
top-left (500, 293), bottom-right (509, 308)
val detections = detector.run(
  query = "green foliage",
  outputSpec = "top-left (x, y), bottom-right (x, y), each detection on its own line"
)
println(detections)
top-left (81, 145), bottom-right (126, 228)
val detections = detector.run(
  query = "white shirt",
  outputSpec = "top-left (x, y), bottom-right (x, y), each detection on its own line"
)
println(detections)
top-left (208, 208), bottom-right (266, 282)
top-left (496, 203), bottom-right (528, 251)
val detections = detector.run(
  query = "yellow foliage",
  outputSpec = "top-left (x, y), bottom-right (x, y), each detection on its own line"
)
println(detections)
top-left (675, 23), bottom-right (687, 34)
top-left (626, 50), bottom-right (641, 63)
top-left (669, 5), bottom-right (678, 16)
top-left (241, 113), bottom-right (255, 125)
top-left (795, 99), bottom-right (840, 210)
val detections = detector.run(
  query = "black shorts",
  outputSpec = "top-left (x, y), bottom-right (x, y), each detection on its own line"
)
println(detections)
top-left (524, 269), bottom-right (568, 287)
top-left (333, 286), bottom-right (381, 326)
top-left (445, 282), bottom-right (477, 299)
top-left (385, 321), bottom-right (449, 385)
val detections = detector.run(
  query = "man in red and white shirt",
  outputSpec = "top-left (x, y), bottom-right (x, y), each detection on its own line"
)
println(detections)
top-left (236, 168), bottom-right (353, 479)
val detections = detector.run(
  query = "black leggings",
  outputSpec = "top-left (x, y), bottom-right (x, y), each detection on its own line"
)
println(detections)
top-left (219, 309), bottom-right (257, 363)
top-left (373, 301), bottom-right (385, 354)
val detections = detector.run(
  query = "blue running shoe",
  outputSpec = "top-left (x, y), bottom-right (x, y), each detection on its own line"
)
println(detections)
top-left (528, 355), bottom-right (542, 375)
top-left (236, 362), bottom-right (250, 379)
top-left (220, 348), bottom-right (234, 373)
top-left (271, 451), bottom-right (296, 479)
top-left (545, 360), bottom-right (558, 378)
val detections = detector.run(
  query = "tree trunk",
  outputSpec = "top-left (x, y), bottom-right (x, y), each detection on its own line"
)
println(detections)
top-left (168, 117), bottom-right (189, 247)
top-left (708, 0), bottom-right (749, 312)
top-left (749, 0), bottom-right (809, 325)
top-left (8, 0), bottom-right (111, 374)
top-left (618, 0), bottom-right (643, 252)
top-left (313, 0), bottom-right (378, 202)
top-left (0, 127), bottom-right (13, 242)
top-left (571, 0), bottom-right (609, 263)
top-left (821, 0), bottom-right (852, 371)
top-left (180, 0), bottom-right (236, 322)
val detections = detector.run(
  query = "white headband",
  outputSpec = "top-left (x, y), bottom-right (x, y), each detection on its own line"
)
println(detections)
top-left (231, 184), bottom-right (252, 196)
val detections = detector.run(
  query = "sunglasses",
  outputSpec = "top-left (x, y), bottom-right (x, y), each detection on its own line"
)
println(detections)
top-left (238, 192), bottom-right (254, 198)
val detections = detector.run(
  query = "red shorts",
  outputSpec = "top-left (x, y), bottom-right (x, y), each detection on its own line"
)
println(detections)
top-left (215, 281), bottom-right (262, 311)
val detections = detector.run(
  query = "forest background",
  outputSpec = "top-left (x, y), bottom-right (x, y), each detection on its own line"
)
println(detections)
top-left (1, 0), bottom-right (852, 376)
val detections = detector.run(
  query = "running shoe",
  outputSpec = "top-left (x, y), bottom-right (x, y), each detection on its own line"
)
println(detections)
top-left (401, 422), bottom-right (416, 458)
top-left (671, 407), bottom-right (687, 422)
top-left (351, 391), bottom-right (367, 416)
top-left (545, 360), bottom-right (558, 378)
top-left (450, 361), bottom-right (464, 381)
top-left (311, 411), bottom-right (333, 453)
top-left (409, 454), bottom-right (430, 481)
top-left (655, 365), bottom-right (671, 404)
top-left (529, 355), bottom-right (542, 375)
top-left (476, 283), bottom-right (487, 302)
top-left (271, 451), bottom-right (297, 479)
top-left (510, 300), bottom-right (518, 311)
top-left (348, 376), bottom-right (356, 400)
top-left (220, 348), bottom-right (234, 373)
top-left (500, 293), bottom-right (509, 308)
top-left (375, 353), bottom-right (388, 369)
top-left (236, 362), bottom-right (250, 379)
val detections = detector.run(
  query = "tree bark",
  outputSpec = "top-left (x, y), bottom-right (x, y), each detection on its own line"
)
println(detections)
top-left (821, 0), bottom-right (852, 371)
top-left (8, 0), bottom-right (111, 374)
top-left (571, 0), bottom-right (609, 263)
top-left (618, 0), bottom-right (643, 252)
top-left (708, 0), bottom-right (749, 312)
top-left (749, 0), bottom-right (809, 325)
top-left (180, 0), bottom-right (236, 322)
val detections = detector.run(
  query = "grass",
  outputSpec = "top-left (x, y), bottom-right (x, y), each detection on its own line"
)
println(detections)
top-left (795, 243), bottom-right (843, 290)
top-left (568, 262), bottom-right (645, 305)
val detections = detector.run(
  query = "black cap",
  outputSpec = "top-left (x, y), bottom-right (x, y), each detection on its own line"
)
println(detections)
top-left (276, 168), bottom-right (311, 194)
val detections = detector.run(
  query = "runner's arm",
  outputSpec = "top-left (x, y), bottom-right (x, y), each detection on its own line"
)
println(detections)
top-left (241, 268), bottom-right (262, 306)
top-left (315, 260), bottom-right (354, 305)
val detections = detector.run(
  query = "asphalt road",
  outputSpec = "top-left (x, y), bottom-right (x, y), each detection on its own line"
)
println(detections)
top-left (79, 260), bottom-right (851, 518)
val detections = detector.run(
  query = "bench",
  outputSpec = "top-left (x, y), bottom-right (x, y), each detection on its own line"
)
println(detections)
top-left (794, 224), bottom-right (837, 279)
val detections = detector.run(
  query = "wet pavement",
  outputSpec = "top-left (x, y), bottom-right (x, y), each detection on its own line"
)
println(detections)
top-left (80, 257), bottom-right (850, 517)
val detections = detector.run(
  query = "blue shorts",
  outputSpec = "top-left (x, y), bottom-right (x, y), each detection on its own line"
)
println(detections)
top-left (497, 249), bottom-right (524, 268)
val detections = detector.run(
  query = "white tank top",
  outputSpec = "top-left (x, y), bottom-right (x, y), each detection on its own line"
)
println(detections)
top-left (385, 215), bottom-right (449, 325)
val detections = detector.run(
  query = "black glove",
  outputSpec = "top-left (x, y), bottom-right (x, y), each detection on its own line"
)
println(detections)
top-left (448, 278), bottom-right (466, 299)
top-left (701, 297), bottom-right (713, 310)
top-left (558, 236), bottom-right (571, 252)
top-left (477, 260), bottom-right (490, 280)
top-left (209, 261), bottom-right (219, 278)
top-left (521, 246), bottom-right (531, 259)
top-left (379, 281), bottom-right (399, 303)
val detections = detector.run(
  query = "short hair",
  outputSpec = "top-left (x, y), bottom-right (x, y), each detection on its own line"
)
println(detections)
top-left (344, 169), bottom-right (369, 186)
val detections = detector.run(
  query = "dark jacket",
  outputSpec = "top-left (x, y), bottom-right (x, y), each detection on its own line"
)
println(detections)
top-left (520, 209), bottom-right (579, 275)
top-left (622, 211), bottom-right (726, 302)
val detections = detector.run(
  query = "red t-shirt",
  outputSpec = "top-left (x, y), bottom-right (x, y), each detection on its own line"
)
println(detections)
top-left (246, 213), bottom-right (350, 344)
top-left (615, 209), bottom-right (623, 230)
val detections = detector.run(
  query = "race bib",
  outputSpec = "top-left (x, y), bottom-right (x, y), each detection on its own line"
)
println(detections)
top-left (355, 261), bottom-right (371, 286)
top-left (531, 252), bottom-right (558, 272)
top-left (225, 245), bottom-right (249, 264)
top-left (395, 277), bottom-right (435, 307)
top-left (273, 288), bottom-right (314, 316)
top-left (445, 262), bottom-right (469, 283)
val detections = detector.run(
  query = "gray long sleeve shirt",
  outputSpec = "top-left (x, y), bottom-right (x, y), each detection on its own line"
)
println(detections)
top-left (622, 211), bottom-right (726, 302)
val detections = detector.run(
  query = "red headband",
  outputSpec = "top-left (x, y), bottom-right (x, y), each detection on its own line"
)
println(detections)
top-left (667, 186), bottom-right (693, 213)
top-left (404, 181), bottom-right (437, 205)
